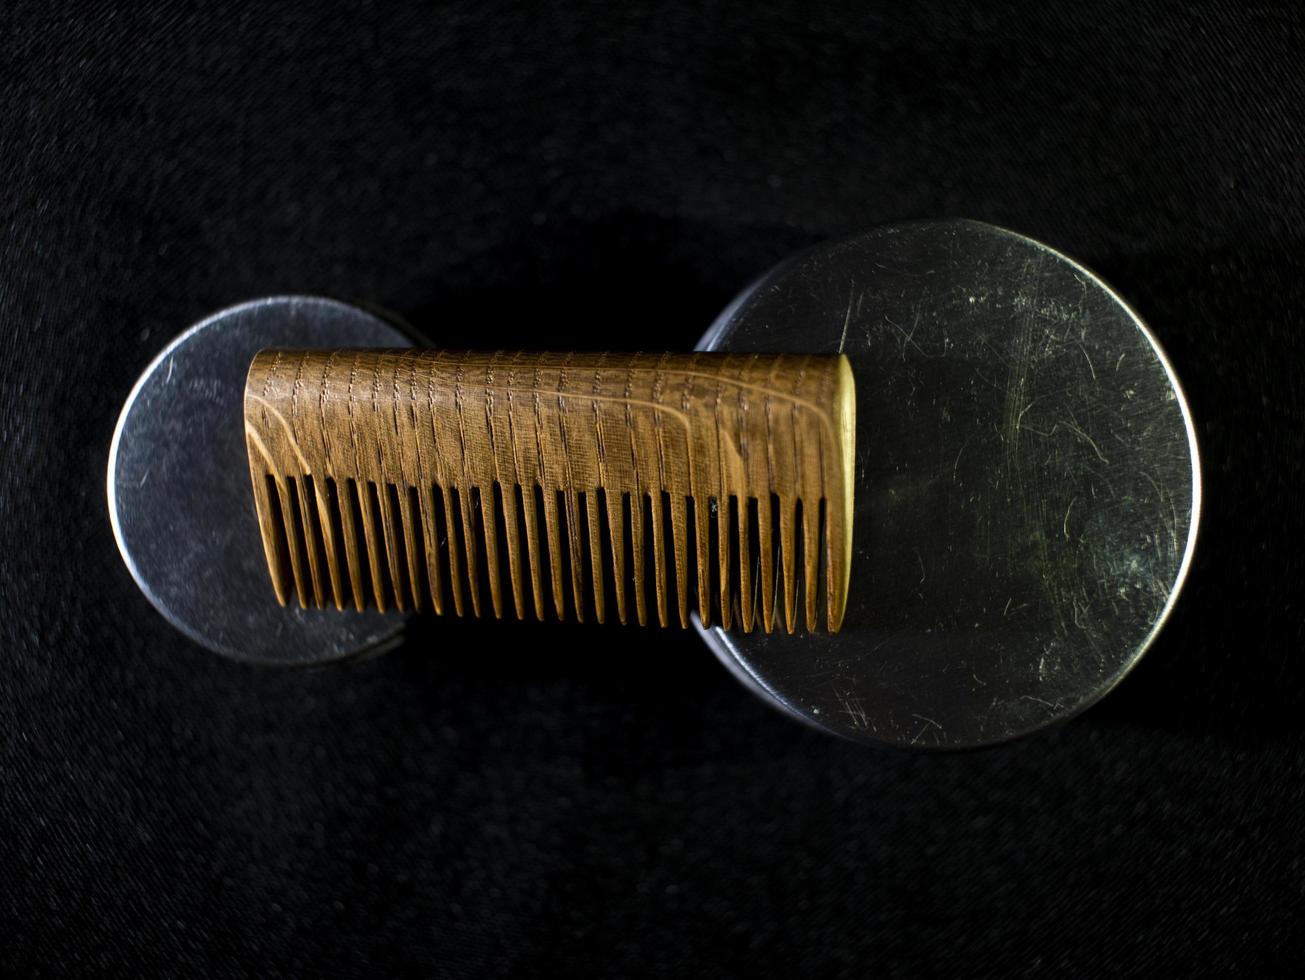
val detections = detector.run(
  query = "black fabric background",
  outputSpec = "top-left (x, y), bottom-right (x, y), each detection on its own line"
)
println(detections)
top-left (2, 2), bottom-right (1303, 976)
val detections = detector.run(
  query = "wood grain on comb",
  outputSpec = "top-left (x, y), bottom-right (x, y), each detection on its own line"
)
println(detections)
top-left (244, 350), bottom-right (855, 633)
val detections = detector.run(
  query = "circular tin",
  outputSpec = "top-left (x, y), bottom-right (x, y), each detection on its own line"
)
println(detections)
top-left (108, 296), bottom-right (414, 664)
top-left (697, 220), bottom-right (1200, 748)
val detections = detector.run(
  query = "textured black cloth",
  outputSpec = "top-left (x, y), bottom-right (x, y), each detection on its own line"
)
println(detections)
top-left (2, 2), bottom-right (1303, 976)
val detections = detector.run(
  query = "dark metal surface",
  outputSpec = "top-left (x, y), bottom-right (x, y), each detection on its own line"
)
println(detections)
top-left (108, 296), bottom-right (413, 664)
top-left (697, 220), bottom-right (1200, 748)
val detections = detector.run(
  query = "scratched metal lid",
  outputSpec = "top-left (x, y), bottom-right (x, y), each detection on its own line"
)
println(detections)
top-left (697, 220), bottom-right (1201, 748)
top-left (108, 296), bottom-right (415, 664)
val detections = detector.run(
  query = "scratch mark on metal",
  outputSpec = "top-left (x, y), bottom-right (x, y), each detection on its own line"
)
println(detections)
top-left (910, 714), bottom-right (942, 744)
top-left (1016, 398), bottom-right (1039, 432)
top-left (1078, 343), bottom-right (1097, 381)
top-left (834, 686), bottom-right (869, 729)
top-left (838, 285), bottom-right (855, 353)
top-left (1061, 417), bottom-right (1110, 464)
top-left (885, 313), bottom-right (927, 359)
top-left (1142, 470), bottom-right (1181, 566)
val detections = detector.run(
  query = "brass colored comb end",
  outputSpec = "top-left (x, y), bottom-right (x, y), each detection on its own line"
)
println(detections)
top-left (244, 350), bottom-right (855, 634)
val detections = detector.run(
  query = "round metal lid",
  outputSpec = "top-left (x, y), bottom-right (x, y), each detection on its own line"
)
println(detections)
top-left (696, 220), bottom-right (1201, 748)
top-left (108, 296), bottom-right (414, 664)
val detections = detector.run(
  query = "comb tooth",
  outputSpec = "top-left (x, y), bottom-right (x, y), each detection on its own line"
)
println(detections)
top-left (441, 484), bottom-right (466, 616)
top-left (458, 486), bottom-right (483, 617)
top-left (480, 484), bottom-right (504, 619)
top-left (738, 496), bottom-right (754, 634)
top-left (542, 487), bottom-right (566, 619)
top-left (630, 493), bottom-right (647, 627)
top-left (314, 478), bottom-right (346, 611)
top-left (398, 485), bottom-right (425, 612)
top-left (779, 496), bottom-right (797, 634)
top-left (417, 484), bottom-right (445, 615)
top-left (649, 492), bottom-right (668, 627)
top-left (586, 491), bottom-right (606, 624)
top-left (670, 494), bottom-right (689, 628)
top-left (758, 496), bottom-right (775, 633)
top-left (693, 494), bottom-right (711, 628)
top-left (294, 477), bottom-right (327, 608)
top-left (823, 498), bottom-right (846, 632)
top-left (717, 497), bottom-right (732, 631)
top-left (606, 490), bottom-right (628, 624)
top-left (802, 498), bottom-right (820, 632)
top-left (521, 485), bottom-right (546, 620)
top-left (278, 477), bottom-right (312, 609)
top-left (338, 479), bottom-right (367, 611)
top-left (500, 484), bottom-right (526, 620)
top-left (564, 490), bottom-right (585, 623)
top-left (357, 482), bottom-right (389, 612)
top-left (377, 484), bottom-right (407, 613)
top-left (254, 473), bottom-right (291, 607)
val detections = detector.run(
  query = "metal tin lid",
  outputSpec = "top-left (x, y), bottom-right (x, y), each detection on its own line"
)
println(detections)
top-left (697, 220), bottom-right (1200, 748)
top-left (108, 296), bottom-right (413, 664)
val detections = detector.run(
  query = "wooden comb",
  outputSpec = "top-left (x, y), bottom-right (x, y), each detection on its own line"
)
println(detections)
top-left (244, 350), bottom-right (855, 633)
